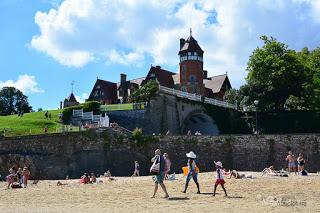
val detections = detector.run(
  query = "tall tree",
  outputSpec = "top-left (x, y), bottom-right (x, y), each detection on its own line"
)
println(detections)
top-left (0, 87), bottom-right (32, 115)
top-left (245, 36), bottom-right (307, 111)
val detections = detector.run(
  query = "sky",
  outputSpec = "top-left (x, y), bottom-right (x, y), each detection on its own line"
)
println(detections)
top-left (1, 0), bottom-right (320, 110)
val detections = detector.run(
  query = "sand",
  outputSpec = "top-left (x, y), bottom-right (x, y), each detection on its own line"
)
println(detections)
top-left (1, 172), bottom-right (320, 213)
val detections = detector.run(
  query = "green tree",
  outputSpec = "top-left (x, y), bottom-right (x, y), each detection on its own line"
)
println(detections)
top-left (303, 48), bottom-right (320, 109)
top-left (129, 80), bottom-right (159, 103)
top-left (0, 87), bottom-right (32, 115)
top-left (245, 36), bottom-right (307, 111)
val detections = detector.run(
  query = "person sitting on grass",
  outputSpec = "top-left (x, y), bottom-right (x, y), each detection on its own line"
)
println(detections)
top-left (213, 161), bottom-right (228, 197)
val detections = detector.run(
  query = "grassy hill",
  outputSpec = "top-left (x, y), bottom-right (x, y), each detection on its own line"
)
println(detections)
top-left (0, 110), bottom-right (67, 137)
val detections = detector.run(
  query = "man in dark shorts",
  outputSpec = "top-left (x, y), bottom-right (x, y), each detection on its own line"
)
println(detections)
top-left (151, 149), bottom-right (169, 198)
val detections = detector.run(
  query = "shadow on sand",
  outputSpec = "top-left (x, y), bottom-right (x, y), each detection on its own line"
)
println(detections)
top-left (168, 197), bottom-right (190, 201)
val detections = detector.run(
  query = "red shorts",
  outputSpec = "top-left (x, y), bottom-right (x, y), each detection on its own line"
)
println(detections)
top-left (215, 179), bottom-right (225, 185)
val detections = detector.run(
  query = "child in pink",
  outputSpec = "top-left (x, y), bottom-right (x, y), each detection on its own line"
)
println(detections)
top-left (213, 161), bottom-right (228, 197)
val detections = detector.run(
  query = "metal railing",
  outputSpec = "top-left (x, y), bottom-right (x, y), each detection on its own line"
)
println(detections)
top-left (159, 85), bottom-right (237, 110)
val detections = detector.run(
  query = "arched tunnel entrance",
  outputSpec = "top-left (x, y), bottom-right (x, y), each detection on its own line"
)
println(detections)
top-left (182, 113), bottom-right (219, 135)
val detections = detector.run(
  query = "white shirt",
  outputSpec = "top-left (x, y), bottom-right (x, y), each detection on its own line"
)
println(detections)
top-left (216, 168), bottom-right (224, 180)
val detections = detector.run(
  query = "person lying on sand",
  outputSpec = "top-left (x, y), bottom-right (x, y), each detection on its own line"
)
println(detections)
top-left (262, 166), bottom-right (288, 177)
top-left (57, 181), bottom-right (68, 186)
top-left (80, 173), bottom-right (90, 184)
top-left (90, 173), bottom-right (97, 183)
top-left (224, 169), bottom-right (245, 179)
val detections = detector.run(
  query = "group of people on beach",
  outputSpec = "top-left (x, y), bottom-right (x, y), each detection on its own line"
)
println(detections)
top-left (149, 149), bottom-right (228, 198)
top-left (286, 151), bottom-right (306, 174)
top-left (6, 166), bottom-right (30, 189)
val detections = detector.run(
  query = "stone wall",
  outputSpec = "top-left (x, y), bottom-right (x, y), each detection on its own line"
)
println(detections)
top-left (0, 130), bottom-right (319, 180)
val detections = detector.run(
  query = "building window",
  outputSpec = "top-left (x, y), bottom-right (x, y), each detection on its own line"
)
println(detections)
top-left (190, 75), bottom-right (197, 82)
top-left (182, 64), bottom-right (186, 72)
top-left (182, 105), bottom-right (185, 111)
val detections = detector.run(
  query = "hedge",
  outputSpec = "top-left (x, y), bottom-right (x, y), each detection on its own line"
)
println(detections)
top-left (62, 101), bottom-right (101, 124)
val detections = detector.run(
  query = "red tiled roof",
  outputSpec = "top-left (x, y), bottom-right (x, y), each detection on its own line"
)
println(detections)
top-left (88, 79), bottom-right (117, 102)
top-left (143, 66), bottom-right (176, 88)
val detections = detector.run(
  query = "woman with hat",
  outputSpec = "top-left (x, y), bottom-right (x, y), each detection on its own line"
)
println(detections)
top-left (182, 151), bottom-right (200, 194)
top-left (213, 161), bottom-right (228, 197)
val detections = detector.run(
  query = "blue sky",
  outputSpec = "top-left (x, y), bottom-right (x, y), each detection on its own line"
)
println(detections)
top-left (1, 0), bottom-right (320, 110)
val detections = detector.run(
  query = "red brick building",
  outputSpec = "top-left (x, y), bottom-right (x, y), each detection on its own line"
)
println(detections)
top-left (87, 32), bottom-right (232, 104)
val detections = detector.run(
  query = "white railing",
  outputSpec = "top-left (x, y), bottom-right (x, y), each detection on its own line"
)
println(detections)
top-left (204, 97), bottom-right (237, 109)
top-left (159, 85), bottom-right (237, 110)
top-left (82, 111), bottom-right (93, 120)
top-left (73, 109), bottom-right (83, 117)
top-left (92, 114), bottom-right (101, 123)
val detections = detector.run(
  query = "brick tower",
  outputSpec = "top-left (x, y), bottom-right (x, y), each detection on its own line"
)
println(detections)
top-left (178, 29), bottom-right (205, 95)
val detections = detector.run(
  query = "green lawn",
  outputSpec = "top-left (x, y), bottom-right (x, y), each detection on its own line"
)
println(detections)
top-left (0, 110), bottom-right (71, 137)
top-left (100, 103), bottom-right (145, 112)
top-left (100, 103), bottom-right (134, 111)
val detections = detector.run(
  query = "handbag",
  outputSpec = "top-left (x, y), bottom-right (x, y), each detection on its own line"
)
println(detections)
top-left (150, 160), bottom-right (160, 174)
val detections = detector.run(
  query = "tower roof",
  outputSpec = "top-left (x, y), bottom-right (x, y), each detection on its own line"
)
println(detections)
top-left (66, 93), bottom-right (78, 102)
top-left (179, 35), bottom-right (204, 55)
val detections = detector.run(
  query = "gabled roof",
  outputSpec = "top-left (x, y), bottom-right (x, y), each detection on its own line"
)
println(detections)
top-left (129, 77), bottom-right (145, 86)
top-left (179, 36), bottom-right (204, 55)
top-left (89, 79), bottom-right (117, 101)
top-left (172, 74), bottom-right (180, 85)
top-left (66, 93), bottom-right (78, 102)
top-left (143, 66), bottom-right (176, 88)
top-left (203, 74), bottom-right (231, 93)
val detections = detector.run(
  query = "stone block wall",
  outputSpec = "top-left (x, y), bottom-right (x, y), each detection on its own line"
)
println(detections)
top-left (0, 130), bottom-right (319, 180)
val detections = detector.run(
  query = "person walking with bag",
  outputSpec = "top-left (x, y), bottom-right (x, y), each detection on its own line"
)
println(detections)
top-left (150, 149), bottom-right (169, 198)
top-left (182, 151), bottom-right (200, 194)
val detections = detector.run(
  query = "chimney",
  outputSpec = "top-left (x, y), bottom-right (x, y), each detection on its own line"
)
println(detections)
top-left (120, 73), bottom-right (127, 83)
top-left (180, 38), bottom-right (185, 50)
top-left (203, 70), bottom-right (208, 79)
top-left (60, 101), bottom-right (63, 109)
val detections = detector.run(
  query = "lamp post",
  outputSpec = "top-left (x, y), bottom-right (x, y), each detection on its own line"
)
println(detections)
top-left (254, 100), bottom-right (259, 134)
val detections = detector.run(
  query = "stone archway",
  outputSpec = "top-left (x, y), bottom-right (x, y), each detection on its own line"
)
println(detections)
top-left (181, 111), bottom-right (219, 135)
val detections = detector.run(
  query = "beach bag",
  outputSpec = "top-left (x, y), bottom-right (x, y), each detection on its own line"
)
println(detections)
top-left (150, 160), bottom-right (160, 175)
top-left (301, 170), bottom-right (308, 176)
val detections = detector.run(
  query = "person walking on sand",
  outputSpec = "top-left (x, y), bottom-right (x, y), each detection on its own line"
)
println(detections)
top-left (163, 153), bottom-right (171, 179)
top-left (182, 151), bottom-right (200, 194)
top-left (150, 149), bottom-right (169, 198)
top-left (22, 167), bottom-right (30, 188)
top-left (286, 151), bottom-right (297, 174)
top-left (213, 161), bottom-right (228, 197)
top-left (133, 161), bottom-right (140, 177)
top-left (297, 153), bottom-right (305, 173)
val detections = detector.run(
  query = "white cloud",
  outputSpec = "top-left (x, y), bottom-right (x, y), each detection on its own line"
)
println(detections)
top-left (75, 93), bottom-right (88, 103)
top-left (0, 75), bottom-right (44, 94)
top-left (31, 0), bottom-right (320, 87)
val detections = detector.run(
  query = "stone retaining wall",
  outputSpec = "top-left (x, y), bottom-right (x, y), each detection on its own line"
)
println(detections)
top-left (0, 130), bottom-right (319, 179)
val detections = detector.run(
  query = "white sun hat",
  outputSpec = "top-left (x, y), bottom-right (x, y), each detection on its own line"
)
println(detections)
top-left (186, 151), bottom-right (197, 159)
top-left (214, 161), bottom-right (222, 167)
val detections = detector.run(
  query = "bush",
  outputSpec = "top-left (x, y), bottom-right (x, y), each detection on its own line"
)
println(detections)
top-left (132, 128), bottom-right (143, 140)
top-left (62, 101), bottom-right (101, 124)
top-left (129, 81), bottom-right (159, 103)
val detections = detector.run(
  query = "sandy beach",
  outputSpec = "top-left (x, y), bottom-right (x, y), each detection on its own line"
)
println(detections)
top-left (1, 172), bottom-right (320, 213)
